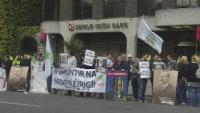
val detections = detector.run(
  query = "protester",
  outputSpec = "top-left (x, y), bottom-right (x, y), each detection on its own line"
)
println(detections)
top-left (12, 55), bottom-right (22, 66)
top-left (20, 54), bottom-right (32, 94)
top-left (106, 53), bottom-right (113, 70)
top-left (79, 55), bottom-right (97, 97)
top-left (150, 55), bottom-right (166, 88)
top-left (121, 54), bottom-right (130, 79)
top-left (126, 54), bottom-right (133, 82)
top-left (166, 55), bottom-right (178, 70)
top-left (177, 56), bottom-right (188, 104)
top-left (63, 51), bottom-right (77, 68)
top-left (129, 55), bottom-right (140, 101)
top-left (64, 51), bottom-right (77, 95)
top-left (185, 55), bottom-right (200, 106)
top-left (113, 56), bottom-right (127, 70)
top-left (137, 54), bottom-right (150, 102)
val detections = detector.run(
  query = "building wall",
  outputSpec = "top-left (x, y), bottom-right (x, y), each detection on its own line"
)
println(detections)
top-left (42, 0), bottom-right (200, 57)
top-left (92, 0), bottom-right (104, 18)
top-left (59, 0), bottom-right (73, 20)
top-left (125, 0), bottom-right (137, 17)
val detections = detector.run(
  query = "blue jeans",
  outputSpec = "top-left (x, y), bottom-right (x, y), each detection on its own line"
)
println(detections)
top-left (176, 79), bottom-right (186, 104)
top-left (187, 86), bottom-right (200, 106)
top-left (137, 78), bottom-right (148, 101)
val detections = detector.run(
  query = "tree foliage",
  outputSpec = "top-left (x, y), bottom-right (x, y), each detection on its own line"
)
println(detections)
top-left (0, 0), bottom-right (42, 57)
top-left (65, 37), bottom-right (85, 57)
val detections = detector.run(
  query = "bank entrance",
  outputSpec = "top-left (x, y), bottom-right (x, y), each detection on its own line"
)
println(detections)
top-left (75, 32), bottom-right (127, 57)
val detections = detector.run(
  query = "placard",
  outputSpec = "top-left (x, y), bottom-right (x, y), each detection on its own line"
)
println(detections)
top-left (139, 61), bottom-right (150, 78)
top-left (153, 70), bottom-right (178, 105)
top-left (83, 50), bottom-right (95, 66)
top-left (8, 66), bottom-right (28, 91)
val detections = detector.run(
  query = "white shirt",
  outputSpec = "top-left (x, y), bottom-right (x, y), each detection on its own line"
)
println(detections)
top-left (63, 55), bottom-right (77, 68)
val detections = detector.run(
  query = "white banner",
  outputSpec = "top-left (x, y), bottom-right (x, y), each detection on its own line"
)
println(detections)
top-left (52, 68), bottom-right (106, 93)
top-left (31, 61), bottom-right (48, 93)
top-left (83, 50), bottom-right (95, 66)
top-left (137, 18), bottom-right (164, 54)
top-left (0, 68), bottom-right (6, 91)
top-left (139, 62), bottom-right (151, 78)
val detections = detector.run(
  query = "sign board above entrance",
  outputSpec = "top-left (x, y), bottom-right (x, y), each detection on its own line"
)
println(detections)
top-left (68, 22), bottom-right (128, 31)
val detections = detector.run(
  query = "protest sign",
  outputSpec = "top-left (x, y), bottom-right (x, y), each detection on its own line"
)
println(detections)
top-left (105, 70), bottom-right (128, 100)
top-left (96, 57), bottom-right (107, 73)
top-left (153, 70), bottom-right (178, 105)
top-left (52, 68), bottom-right (106, 93)
top-left (31, 61), bottom-right (47, 93)
top-left (139, 61), bottom-right (150, 78)
top-left (8, 66), bottom-right (28, 91)
top-left (83, 50), bottom-right (95, 66)
top-left (0, 68), bottom-right (6, 90)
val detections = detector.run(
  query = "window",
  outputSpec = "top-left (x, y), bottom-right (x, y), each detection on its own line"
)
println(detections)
top-left (103, 0), bottom-right (125, 18)
top-left (73, 0), bottom-right (93, 19)
top-left (177, 0), bottom-right (200, 8)
top-left (138, 0), bottom-right (155, 16)
top-left (44, 0), bottom-right (60, 20)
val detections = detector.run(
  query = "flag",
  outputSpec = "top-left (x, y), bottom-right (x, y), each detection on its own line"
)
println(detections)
top-left (45, 35), bottom-right (53, 78)
top-left (39, 32), bottom-right (47, 42)
top-left (196, 25), bottom-right (200, 41)
top-left (137, 18), bottom-right (164, 54)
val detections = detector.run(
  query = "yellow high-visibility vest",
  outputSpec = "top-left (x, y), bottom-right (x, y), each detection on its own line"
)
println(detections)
top-left (13, 56), bottom-right (20, 65)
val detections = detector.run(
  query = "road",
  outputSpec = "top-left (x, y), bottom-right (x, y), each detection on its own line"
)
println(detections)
top-left (0, 91), bottom-right (199, 113)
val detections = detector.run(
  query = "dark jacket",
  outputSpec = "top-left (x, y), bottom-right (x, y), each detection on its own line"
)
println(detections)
top-left (20, 58), bottom-right (31, 80)
top-left (178, 63), bottom-right (188, 79)
top-left (5, 59), bottom-right (12, 78)
top-left (113, 61), bottom-right (129, 71)
top-left (186, 63), bottom-right (200, 82)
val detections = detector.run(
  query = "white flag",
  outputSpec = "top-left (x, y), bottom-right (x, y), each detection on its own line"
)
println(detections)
top-left (45, 35), bottom-right (53, 78)
top-left (137, 18), bottom-right (164, 54)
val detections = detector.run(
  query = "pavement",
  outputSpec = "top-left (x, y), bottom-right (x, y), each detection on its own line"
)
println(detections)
top-left (0, 91), bottom-right (199, 113)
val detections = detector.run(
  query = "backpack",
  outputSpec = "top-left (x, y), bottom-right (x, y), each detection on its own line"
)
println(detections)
top-left (196, 64), bottom-right (200, 79)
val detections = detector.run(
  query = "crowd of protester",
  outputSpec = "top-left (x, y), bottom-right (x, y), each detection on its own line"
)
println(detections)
top-left (1, 52), bottom-right (200, 107)
top-left (103, 53), bottom-right (200, 106)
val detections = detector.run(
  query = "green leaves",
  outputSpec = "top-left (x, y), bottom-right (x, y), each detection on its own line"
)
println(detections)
top-left (65, 37), bottom-right (85, 57)
top-left (0, 0), bottom-right (42, 57)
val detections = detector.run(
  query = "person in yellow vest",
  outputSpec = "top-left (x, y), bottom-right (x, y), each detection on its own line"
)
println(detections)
top-left (12, 55), bottom-right (21, 66)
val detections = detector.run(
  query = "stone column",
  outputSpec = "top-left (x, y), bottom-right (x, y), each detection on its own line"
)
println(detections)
top-left (124, 18), bottom-right (138, 57)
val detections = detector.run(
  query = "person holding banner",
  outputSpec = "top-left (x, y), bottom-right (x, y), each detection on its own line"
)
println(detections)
top-left (64, 51), bottom-right (77, 96)
top-left (151, 55), bottom-right (166, 87)
top-left (63, 51), bottom-right (77, 68)
top-left (138, 54), bottom-right (151, 103)
top-left (20, 55), bottom-right (31, 94)
top-left (128, 55), bottom-right (140, 101)
top-left (112, 56), bottom-right (129, 99)
top-left (106, 54), bottom-right (114, 70)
